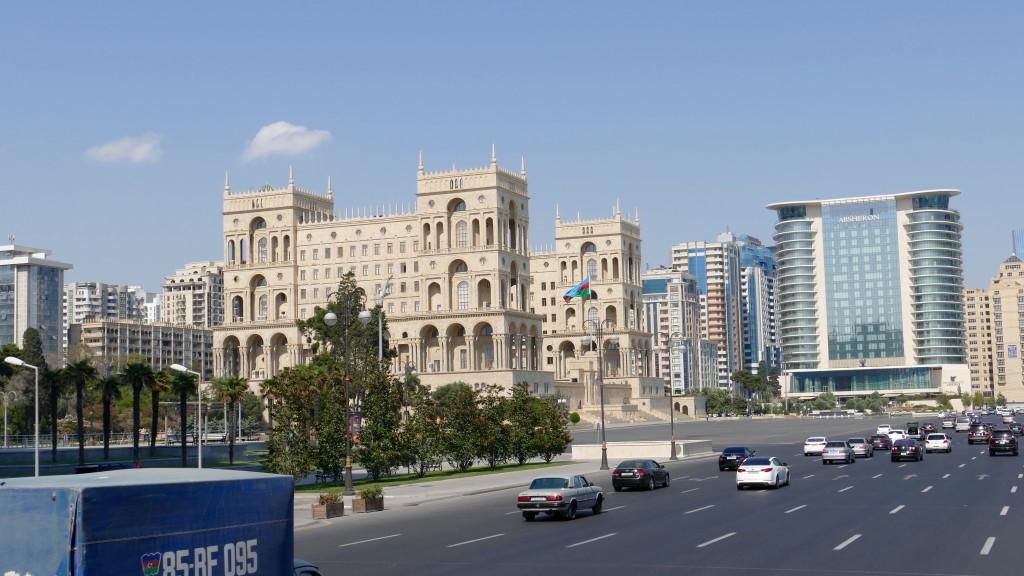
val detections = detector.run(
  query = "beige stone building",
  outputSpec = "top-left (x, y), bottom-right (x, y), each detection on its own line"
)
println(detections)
top-left (68, 319), bottom-right (213, 376)
top-left (161, 261), bottom-right (224, 328)
top-left (964, 287), bottom-right (993, 398)
top-left (211, 149), bottom-right (679, 419)
top-left (971, 255), bottom-right (1024, 403)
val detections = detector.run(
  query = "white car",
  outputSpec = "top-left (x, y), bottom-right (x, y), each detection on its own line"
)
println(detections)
top-left (941, 417), bottom-right (955, 429)
top-left (803, 437), bottom-right (828, 456)
top-left (955, 417), bottom-right (971, 432)
top-left (736, 456), bottom-right (790, 490)
top-left (924, 433), bottom-right (952, 453)
top-left (887, 429), bottom-right (907, 442)
top-left (876, 424), bottom-right (892, 435)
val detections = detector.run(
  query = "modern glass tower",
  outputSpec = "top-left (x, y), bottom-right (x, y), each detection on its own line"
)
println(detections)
top-left (767, 191), bottom-right (969, 399)
top-left (0, 244), bottom-right (73, 360)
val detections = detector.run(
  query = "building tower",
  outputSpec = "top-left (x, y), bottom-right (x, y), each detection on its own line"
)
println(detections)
top-left (162, 261), bottom-right (224, 328)
top-left (0, 243), bottom-right (72, 361)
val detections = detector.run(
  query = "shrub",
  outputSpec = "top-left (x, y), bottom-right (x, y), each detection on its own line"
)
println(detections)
top-left (318, 492), bottom-right (342, 505)
top-left (569, 412), bottom-right (581, 424)
top-left (358, 484), bottom-right (384, 499)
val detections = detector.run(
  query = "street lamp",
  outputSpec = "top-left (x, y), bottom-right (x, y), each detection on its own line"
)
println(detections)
top-left (580, 319), bottom-right (618, 470)
top-left (169, 364), bottom-right (203, 469)
top-left (5, 357), bottom-right (39, 477)
top-left (2, 391), bottom-right (17, 449)
top-left (324, 294), bottom-right (372, 496)
top-left (361, 275), bottom-right (393, 362)
top-left (668, 332), bottom-right (684, 460)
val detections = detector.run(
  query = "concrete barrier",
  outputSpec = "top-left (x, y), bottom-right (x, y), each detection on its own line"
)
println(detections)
top-left (572, 439), bottom-right (714, 461)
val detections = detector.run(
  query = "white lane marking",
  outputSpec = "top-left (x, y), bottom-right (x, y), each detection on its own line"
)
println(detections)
top-left (1001, 506), bottom-right (1009, 516)
top-left (697, 532), bottom-right (736, 548)
top-left (899, 464), bottom-right (907, 468)
top-left (448, 534), bottom-right (504, 548)
top-left (340, 534), bottom-right (402, 547)
top-left (802, 475), bottom-right (815, 479)
top-left (834, 534), bottom-right (861, 550)
top-left (506, 510), bottom-right (521, 515)
top-left (838, 486), bottom-right (853, 493)
top-left (566, 533), bottom-right (616, 548)
top-left (679, 488), bottom-right (700, 495)
top-left (922, 486), bottom-right (933, 493)
top-left (604, 506), bottom-right (626, 512)
top-left (972, 456), bottom-right (977, 461)
top-left (1019, 474), bottom-right (1023, 479)
top-left (872, 474), bottom-right (883, 479)
top-left (890, 505), bottom-right (905, 514)
top-left (943, 473), bottom-right (951, 479)
top-left (1012, 486), bottom-right (1018, 494)
top-left (785, 505), bottom-right (807, 514)
top-left (685, 505), bottom-right (715, 514)
top-left (980, 537), bottom-right (996, 555)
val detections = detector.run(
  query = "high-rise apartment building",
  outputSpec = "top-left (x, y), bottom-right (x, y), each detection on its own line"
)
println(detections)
top-left (0, 243), bottom-right (72, 360)
top-left (68, 319), bottom-right (213, 377)
top-left (64, 282), bottom-right (148, 325)
top-left (968, 254), bottom-right (1024, 402)
top-left (767, 190), bottom-right (969, 399)
top-left (641, 266), bottom-right (715, 394)
top-left (211, 152), bottom-right (664, 414)
top-left (965, 287), bottom-right (993, 398)
top-left (162, 261), bottom-right (224, 327)
top-left (737, 234), bottom-right (779, 373)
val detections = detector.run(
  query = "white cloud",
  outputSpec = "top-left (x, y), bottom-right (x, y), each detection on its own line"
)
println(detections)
top-left (241, 121), bottom-right (332, 162)
top-left (84, 133), bottom-right (163, 163)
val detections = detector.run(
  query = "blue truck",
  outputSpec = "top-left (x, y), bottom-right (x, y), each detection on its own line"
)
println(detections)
top-left (0, 468), bottom-right (295, 575)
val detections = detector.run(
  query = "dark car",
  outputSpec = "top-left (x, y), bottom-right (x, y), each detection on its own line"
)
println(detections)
top-left (1010, 422), bottom-right (1024, 436)
top-left (968, 423), bottom-right (992, 444)
top-left (718, 446), bottom-right (756, 471)
top-left (870, 434), bottom-right (892, 451)
top-left (612, 459), bottom-right (670, 491)
top-left (891, 438), bottom-right (924, 462)
top-left (920, 422), bottom-right (938, 436)
top-left (989, 430), bottom-right (1019, 456)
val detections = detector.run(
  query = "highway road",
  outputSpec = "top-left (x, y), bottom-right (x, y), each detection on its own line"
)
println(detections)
top-left (296, 415), bottom-right (1022, 575)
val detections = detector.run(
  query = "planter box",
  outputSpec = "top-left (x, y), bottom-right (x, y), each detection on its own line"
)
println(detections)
top-left (352, 496), bottom-right (384, 513)
top-left (311, 502), bottom-right (345, 519)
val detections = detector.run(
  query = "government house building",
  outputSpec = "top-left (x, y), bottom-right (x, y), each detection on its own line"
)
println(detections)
top-left (213, 149), bottom-right (679, 421)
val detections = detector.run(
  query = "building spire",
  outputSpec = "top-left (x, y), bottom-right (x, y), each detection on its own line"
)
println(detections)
top-left (556, 204), bottom-right (561, 223)
top-left (288, 165), bottom-right (294, 190)
top-left (491, 143), bottom-right (497, 166)
top-left (327, 176), bottom-right (333, 198)
top-left (521, 155), bottom-right (526, 178)
top-left (635, 207), bottom-right (640, 223)
top-left (615, 198), bottom-right (621, 217)
top-left (418, 150), bottom-right (424, 175)
top-left (224, 171), bottom-right (230, 193)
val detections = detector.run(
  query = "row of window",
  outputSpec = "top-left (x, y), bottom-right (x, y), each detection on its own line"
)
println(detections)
top-left (299, 241), bottom-right (416, 261)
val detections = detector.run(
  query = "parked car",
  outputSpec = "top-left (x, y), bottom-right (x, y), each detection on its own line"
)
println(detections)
top-left (718, 446), bottom-right (756, 471)
top-left (822, 440), bottom-right (855, 465)
top-left (803, 437), bottom-right (828, 456)
top-left (891, 438), bottom-right (925, 462)
top-left (847, 437), bottom-right (874, 458)
top-left (517, 475), bottom-right (604, 521)
top-left (924, 433), bottom-right (952, 453)
top-left (968, 423), bottom-right (992, 444)
top-left (989, 430), bottom-right (1019, 457)
top-left (736, 456), bottom-right (790, 490)
top-left (612, 459), bottom-right (670, 491)
top-left (870, 434), bottom-right (892, 450)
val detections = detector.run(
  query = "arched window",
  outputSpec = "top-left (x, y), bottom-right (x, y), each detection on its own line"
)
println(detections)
top-left (257, 238), bottom-right (268, 263)
top-left (587, 258), bottom-right (598, 278)
top-left (228, 240), bottom-right (236, 265)
top-left (457, 281), bottom-right (469, 310)
top-left (588, 307), bottom-right (599, 326)
top-left (454, 261), bottom-right (468, 273)
top-left (452, 200), bottom-right (466, 212)
top-left (455, 221), bottom-right (468, 247)
top-left (240, 239), bottom-right (248, 264)
top-left (258, 295), bottom-right (268, 319)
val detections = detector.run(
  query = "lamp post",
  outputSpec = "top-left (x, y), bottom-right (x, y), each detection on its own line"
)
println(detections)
top-left (5, 357), bottom-right (39, 476)
top-left (2, 391), bottom-right (17, 449)
top-left (360, 275), bottom-right (393, 362)
top-left (580, 320), bottom-right (618, 470)
top-left (324, 292), bottom-right (372, 496)
top-left (169, 364), bottom-right (203, 469)
top-left (668, 332), bottom-right (684, 460)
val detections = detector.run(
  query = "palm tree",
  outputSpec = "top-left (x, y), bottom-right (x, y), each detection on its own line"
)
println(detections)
top-left (168, 369), bottom-right (197, 467)
top-left (42, 367), bottom-right (68, 464)
top-left (147, 370), bottom-right (171, 457)
top-left (122, 358), bottom-right (155, 466)
top-left (64, 360), bottom-right (98, 466)
top-left (93, 375), bottom-right (123, 460)
top-left (210, 376), bottom-right (249, 465)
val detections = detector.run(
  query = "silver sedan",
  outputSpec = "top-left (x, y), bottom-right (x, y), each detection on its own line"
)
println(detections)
top-left (822, 440), bottom-right (855, 464)
top-left (847, 437), bottom-right (874, 458)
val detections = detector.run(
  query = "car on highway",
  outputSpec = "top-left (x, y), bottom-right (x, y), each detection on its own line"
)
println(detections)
top-left (920, 422), bottom-right (938, 436)
top-left (847, 437), bottom-right (874, 458)
top-left (876, 424), bottom-right (892, 435)
top-left (870, 434), bottom-right (892, 451)
top-left (1004, 414), bottom-right (1016, 424)
top-left (803, 437), bottom-right (828, 456)
top-left (1010, 422), bottom-right (1024, 436)
top-left (822, 440), bottom-right (855, 464)
top-left (887, 429), bottom-right (907, 442)
top-left (955, 416), bottom-right (971, 432)
top-left (294, 559), bottom-right (323, 576)
top-left (968, 423), bottom-right (992, 444)
top-left (718, 446), bottom-right (756, 471)
top-left (924, 432), bottom-right (952, 453)
top-left (517, 475), bottom-right (604, 521)
top-left (906, 422), bottom-right (921, 440)
top-left (611, 459), bottom-right (670, 491)
top-left (989, 429), bottom-right (1019, 456)
top-left (736, 456), bottom-right (790, 490)
top-left (941, 416), bottom-right (955, 429)
top-left (891, 438), bottom-right (924, 462)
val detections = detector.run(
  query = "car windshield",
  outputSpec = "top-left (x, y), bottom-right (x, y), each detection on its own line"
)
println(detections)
top-left (616, 461), bottom-right (641, 468)
top-left (926, 434), bottom-right (946, 440)
top-left (722, 447), bottom-right (747, 454)
top-left (825, 441), bottom-right (847, 447)
top-left (529, 478), bottom-right (568, 489)
top-left (848, 438), bottom-right (865, 444)
top-left (742, 457), bottom-right (772, 466)
top-left (806, 437), bottom-right (825, 443)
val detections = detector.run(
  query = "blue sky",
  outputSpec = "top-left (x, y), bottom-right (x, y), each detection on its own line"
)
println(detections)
top-left (3, 2), bottom-right (1023, 292)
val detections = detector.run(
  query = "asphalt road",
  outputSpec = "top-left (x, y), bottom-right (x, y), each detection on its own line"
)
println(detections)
top-left (296, 415), bottom-right (1022, 575)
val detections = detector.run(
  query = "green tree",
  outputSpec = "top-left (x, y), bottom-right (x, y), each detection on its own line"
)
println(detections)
top-left (167, 369), bottom-right (196, 467)
top-left (997, 393), bottom-right (1007, 407)
top-left (42, 367), bottom-right (67, 463)
top-left (146, 368), bottom-right (170, 457)
top-left (210, 376), bottom-right (250, 465)
top-left (533, 395), bottom-right (572, 462)
top-left (123, 357), bottom-right (156, 466)
top-left (262, 364), bottom-right (321, 482)
top-left (477, 385), bottom-right (510, 468)
top-left (354, 365), bottom-right (404, 480)
top-left (64, 359), bottom-right (98, 465)
top-left (401, 384), bottom-right (442, 476)
top-left (506, 383), bottom-right (541, 465)
top-left (812, 391), bottom-right (837, 411)
top-left (972, 391), bottom-right (985, 410)
top-left (93, 375), bottom-right (123, 459)
top-left (433, 382), bottom-right (480, 472)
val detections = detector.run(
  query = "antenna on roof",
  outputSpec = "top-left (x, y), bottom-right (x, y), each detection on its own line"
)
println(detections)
top-left (7, 234), bottom-right (13, 243)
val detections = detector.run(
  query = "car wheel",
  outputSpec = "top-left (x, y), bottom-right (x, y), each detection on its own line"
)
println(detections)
top-left (592, 496), bottom-right (603, 515)
top-left (564, 501), bottom-right (577, 520)
top-left (784, 471), bottom-right (790, 486)
top-left (719, 466), bottom-right (726, 471)
top-left (662, 474), bottom-right (670, 488)
top-left (736, 483), bottom-right (743, 490)
top-left (647, 477), bottom-right (656, 491)
top-left (613, 485), bottom-right (622, 492)
top-left (773, 475), bottom-right (781, 489)
top-left (990, 451), bottom-right (996, 456)
top-left (523, 512), bottom-right (536, 521)
top-left (1015, 450), bottom-right (1019, 457)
